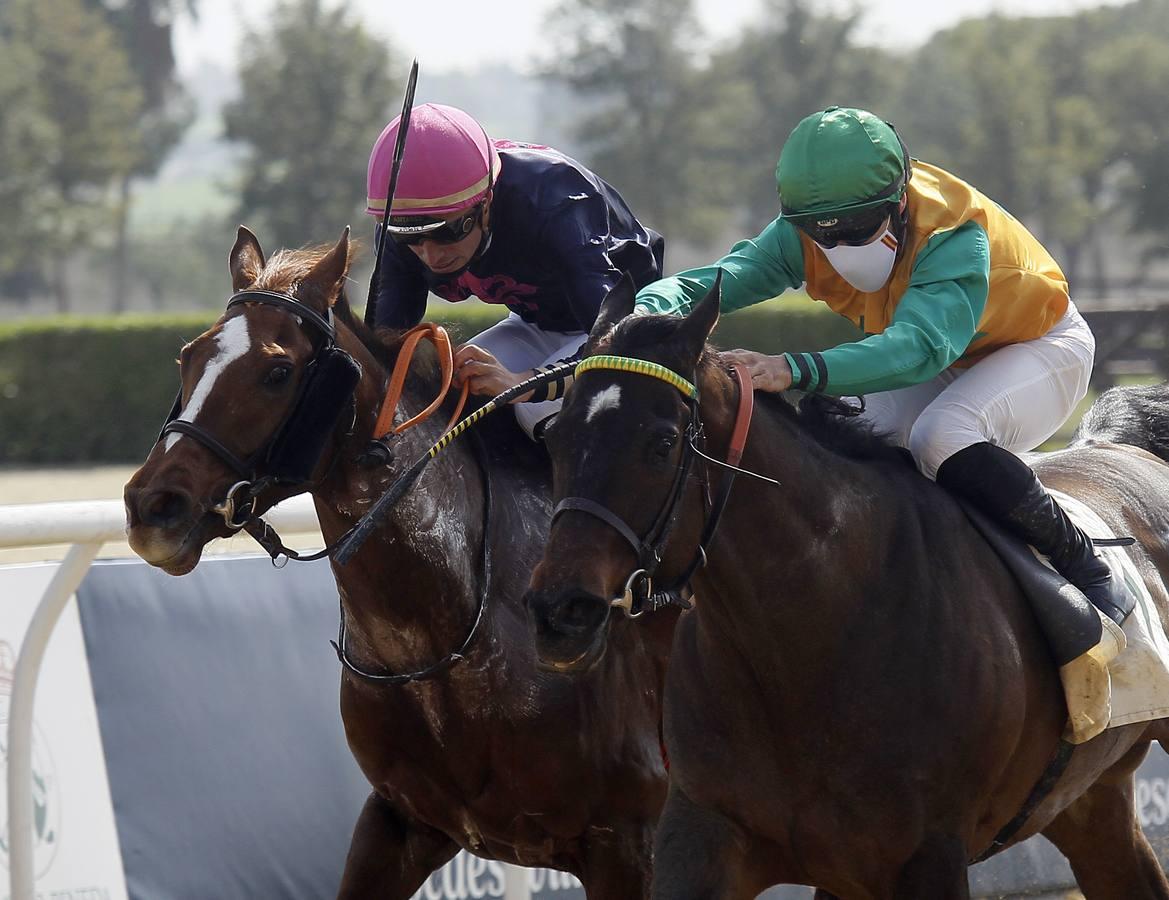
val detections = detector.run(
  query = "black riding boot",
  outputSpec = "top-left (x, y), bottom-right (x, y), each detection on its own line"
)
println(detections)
top-left (936, 442), bottom-right (1126, 624)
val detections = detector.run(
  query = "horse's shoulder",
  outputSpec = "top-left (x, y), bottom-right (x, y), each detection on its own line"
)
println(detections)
top-left (474, 413), bottom-right (553, 514)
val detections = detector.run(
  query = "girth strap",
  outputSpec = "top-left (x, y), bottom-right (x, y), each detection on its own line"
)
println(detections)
top-left (970, 739), bottom-right (1076, 863)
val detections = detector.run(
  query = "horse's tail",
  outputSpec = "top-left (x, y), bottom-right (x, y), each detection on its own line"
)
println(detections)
top-left (1072, 382), bottom-right (1169, 462)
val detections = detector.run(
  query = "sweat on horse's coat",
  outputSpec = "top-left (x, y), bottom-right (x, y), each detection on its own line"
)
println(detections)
top-left (124, 227), bottom-right (678, 899)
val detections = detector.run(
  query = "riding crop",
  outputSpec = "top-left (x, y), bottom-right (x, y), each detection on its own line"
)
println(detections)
top-left (364, 58), bottom-right (419, 328)
top-left (333, 361), bottom-right (576, 565)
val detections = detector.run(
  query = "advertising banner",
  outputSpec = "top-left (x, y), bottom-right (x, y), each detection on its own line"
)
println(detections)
top-left (0, 563), bottom-right (128, 900)
top-left (6, 553), bottom-right (1169, 899)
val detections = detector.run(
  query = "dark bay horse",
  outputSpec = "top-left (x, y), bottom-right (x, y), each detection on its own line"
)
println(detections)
top-left (123, 227), bottom-right (679, 898)
top-left (525, 276), bottom-right (1169, 899)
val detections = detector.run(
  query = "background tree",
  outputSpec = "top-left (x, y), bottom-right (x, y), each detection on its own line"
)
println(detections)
top-left (1, 0), bottom-right (144, 312)
top-left (714, 0), bottom-right (898, 232)
top-left (0, 40), bottom-right (56, 304)
top-left (895, 15), bottom-right (1051, 221)
top-left (86, 0), bottom-right (199, 311)
top-left (542, 0), bottom-right (737, 246)
top-left (899, 3), bottom-right (1169, 292)
top-left (1084, 27), bottom-right (1169, 286)
top-left (223, 0), bottom-right (397, 251)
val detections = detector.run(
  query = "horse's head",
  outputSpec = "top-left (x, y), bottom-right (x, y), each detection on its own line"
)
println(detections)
top-left (525, 276), bottom-right (722, 671)
top-left (124, 226), bottom-right (363, 575)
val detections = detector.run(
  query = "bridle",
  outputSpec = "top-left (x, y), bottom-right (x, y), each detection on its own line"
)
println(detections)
top-left (154, 287), bottom-right (500, 685)
top-left (157, 289), bottom-right (361, 537)
top-left (550, 356), bottom-right (757, 617)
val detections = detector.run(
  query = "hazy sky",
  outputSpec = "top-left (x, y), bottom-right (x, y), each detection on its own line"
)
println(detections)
top-left (173, 0), bottom-right (1128, 78)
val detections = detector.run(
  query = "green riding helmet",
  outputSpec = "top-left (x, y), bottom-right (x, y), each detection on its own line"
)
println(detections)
top-left (776, 107), bottom-right (911, 227)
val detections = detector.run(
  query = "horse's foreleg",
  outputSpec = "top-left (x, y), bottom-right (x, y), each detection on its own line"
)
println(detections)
top-left (889, 833), bottom-right (969, 900)
top-left (650, 785), bottom-right (763, 900)
top-left (336, 790), bottom-right (458, 900)
top-left (1041, 769), bottom-right (1169, 899)
top-left (579, 823), bottom-right (655, 899)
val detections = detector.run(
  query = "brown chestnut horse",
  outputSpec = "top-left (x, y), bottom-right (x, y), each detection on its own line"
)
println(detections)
top-left (123, 227), bottom-right (679, 898)
top-left (525, 276), bottom-right (1169, 899)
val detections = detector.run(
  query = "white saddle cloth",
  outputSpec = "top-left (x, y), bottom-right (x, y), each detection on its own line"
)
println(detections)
top-left (1050, 489), bottom-right (1169, 740)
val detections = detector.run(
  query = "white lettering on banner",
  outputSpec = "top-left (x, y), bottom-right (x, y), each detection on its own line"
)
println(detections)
top-left (0, 565), bottom-right (128, 900)
top-left (1137, 775), bottom-right (1169, 828)
top-left (411, 853), bottom-right (584, 899)
top-left (528, 869), bottom-right (584, 891)
top-left (465, 855), bottom-right (487, 899)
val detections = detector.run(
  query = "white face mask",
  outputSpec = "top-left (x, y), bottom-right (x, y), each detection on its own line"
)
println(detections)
top-left (818, 229), bottom-right (899, 293)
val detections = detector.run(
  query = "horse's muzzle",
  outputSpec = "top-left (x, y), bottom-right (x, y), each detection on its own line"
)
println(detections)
top-left (124, 481), bottom-right (221, 574)
top-left (524, 586), bottom-right (611, 672)
top-left (125, 484), bottom-right (195, 532)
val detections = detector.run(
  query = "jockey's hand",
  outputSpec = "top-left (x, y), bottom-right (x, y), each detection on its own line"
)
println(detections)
top-left (453, 344), bottom-right (534, 401)
top-left (720, 349), bottom-right (792, 393)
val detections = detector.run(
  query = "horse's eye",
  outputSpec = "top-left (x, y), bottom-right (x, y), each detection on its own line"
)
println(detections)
top-left (653, 434), bottom-right (676, 459)
top-left (264, 364), bottom-right (292, 386)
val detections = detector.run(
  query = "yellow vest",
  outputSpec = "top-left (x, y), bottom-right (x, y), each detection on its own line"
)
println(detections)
top-left (796, 161), bottom-right (1069, 366)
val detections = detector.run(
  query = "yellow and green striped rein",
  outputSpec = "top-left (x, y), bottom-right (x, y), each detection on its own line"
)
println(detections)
top-left (427, 400), bottom-right (500, 457)
top-left (575, 355), bottom-right (698, 400)
top-left (424, 356), bottom-right (695, 460)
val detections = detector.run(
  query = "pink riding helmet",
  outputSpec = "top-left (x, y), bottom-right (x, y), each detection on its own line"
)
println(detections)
top-left (366, 103), bottom-right (502, 219)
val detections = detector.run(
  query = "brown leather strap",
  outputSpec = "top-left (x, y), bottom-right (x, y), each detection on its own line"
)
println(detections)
top-left (373, 323), bottom-right (470, 439)
top-left (727, 363), bottom-right (755, 467)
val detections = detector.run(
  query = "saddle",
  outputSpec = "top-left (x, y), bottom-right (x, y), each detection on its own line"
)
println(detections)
top-left (958, 499), bottom-right (1135, 743)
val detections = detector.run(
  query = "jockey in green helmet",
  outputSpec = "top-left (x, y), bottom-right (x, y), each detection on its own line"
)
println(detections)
top-left (636, 106), bottom-right (1126, 632)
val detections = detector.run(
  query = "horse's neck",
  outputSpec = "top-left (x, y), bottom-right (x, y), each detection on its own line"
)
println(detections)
top-left (314, 323), bottom-right (488, 669)
top-left (695, 383), bottom-right (906, 666)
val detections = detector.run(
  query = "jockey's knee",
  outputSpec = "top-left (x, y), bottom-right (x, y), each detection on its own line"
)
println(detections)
top-left (906, 410), bottom-right (987, 481)
top-left (515, 400), bottom-right (563, 441)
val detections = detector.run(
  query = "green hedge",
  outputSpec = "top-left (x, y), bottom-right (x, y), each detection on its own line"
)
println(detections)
top-left (0, 298), bottom-right (857, 464)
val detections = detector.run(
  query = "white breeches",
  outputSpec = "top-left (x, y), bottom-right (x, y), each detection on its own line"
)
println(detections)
top-left (469, 312), bottom-right (588, 437)
top-left (857, 303), bottom-right (1096, 480)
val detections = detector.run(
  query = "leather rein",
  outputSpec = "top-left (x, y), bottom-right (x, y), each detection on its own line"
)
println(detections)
top-left (551, 358), bottom-right (758, 617)
top-left (158, 290), bottom-right (492, 684)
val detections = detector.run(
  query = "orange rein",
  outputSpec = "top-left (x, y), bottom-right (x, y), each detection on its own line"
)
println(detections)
top-left (372, 323), bottom-right (470, 439)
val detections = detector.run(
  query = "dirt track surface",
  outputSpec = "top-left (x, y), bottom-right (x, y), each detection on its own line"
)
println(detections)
top-left (0, 464), bottom-right (139, 505)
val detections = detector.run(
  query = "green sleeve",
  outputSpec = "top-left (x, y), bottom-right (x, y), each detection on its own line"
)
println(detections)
top-left (635, 218), bottom-right (806, 316)
top-left (786, 221), bottom-right (990, 396)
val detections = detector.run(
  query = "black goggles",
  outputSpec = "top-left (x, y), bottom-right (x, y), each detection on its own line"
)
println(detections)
top-left (387, 206), bottom-right (482, 247)
top-left (792, 203), bottom-right (894, 248)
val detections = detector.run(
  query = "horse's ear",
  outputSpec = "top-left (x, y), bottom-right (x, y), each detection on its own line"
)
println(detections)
top-left (674, 270), bottom-right (722, 364)
top-left (229, 225), bottom-right (266, 291)
top-left (589, 272), bottom-right (637, 343)
top-left (301, 227), bottom-right (352, 312)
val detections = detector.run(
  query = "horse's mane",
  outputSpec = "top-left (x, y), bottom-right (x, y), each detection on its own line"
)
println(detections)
top-left (254, 243), bottom-right (442, 384)
top-left (252, 245), bottom-right (334, 294)
top-left (606, 312), bottom-right (911, 468)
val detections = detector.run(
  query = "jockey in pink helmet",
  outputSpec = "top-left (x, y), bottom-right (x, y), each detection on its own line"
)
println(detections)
top-left (366, 103), bottom-right (501, 225)
top-left (366, 103), bottom-right (664, 438)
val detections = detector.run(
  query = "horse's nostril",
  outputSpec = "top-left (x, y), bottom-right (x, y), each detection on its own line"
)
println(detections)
top-left (141, 490), bottom-right (192, 529)
top-left (557, 593), bottom-right (606, 634)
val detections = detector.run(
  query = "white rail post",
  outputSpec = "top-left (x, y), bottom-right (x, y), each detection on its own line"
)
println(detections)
top-left (2, 496), bottom-right (320, 900)
top-left (7, 540), bottom-right (102, 900)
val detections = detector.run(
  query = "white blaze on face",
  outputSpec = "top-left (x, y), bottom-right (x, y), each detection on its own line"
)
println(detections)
top-left (164, 316), bottom-right (252, 452)
top-left (585, 385), bottom-right (622, 423)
